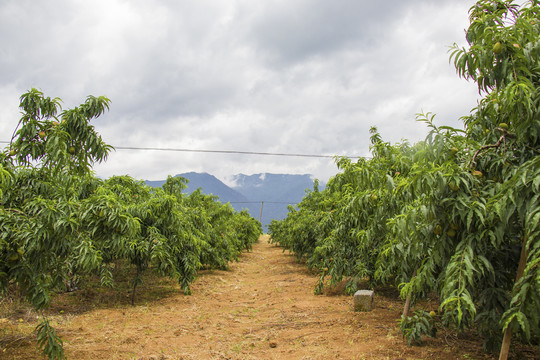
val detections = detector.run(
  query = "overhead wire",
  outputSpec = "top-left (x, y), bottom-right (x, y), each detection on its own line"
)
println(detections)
top-left (0, 139), bottom-right (315, 219)
top-left (113, 146), bottom-right (361, 159)
top-left (0, 141), bottom-right (364, 159)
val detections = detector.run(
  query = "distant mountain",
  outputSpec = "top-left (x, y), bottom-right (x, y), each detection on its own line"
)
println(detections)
top-left (230, 173), bottom-right (314, 203)
top-left (147, 172), bottom-right (250, 204)
top-left (145, 172), bottom-right (321, 231)
top-left (228, 173), bottom-right (317, 229)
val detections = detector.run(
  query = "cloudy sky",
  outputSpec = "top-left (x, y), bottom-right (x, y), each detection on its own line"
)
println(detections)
top-left (0, 0), bottom-right (481, 184)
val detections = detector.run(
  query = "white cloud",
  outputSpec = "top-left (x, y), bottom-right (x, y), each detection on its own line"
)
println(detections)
top-left (1, 0), bottom-right (481, 183)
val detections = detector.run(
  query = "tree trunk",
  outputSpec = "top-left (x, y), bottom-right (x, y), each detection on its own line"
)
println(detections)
top-left (498, 236), bottom-right (529, 360)
top-left (131, 280), bottom-right (138, 306)
top-left (402, 269), bottom-right (417, 318)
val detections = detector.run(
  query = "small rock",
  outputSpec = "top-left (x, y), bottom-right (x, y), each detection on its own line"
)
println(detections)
top-left (354, 290), bottom-right (374, 311)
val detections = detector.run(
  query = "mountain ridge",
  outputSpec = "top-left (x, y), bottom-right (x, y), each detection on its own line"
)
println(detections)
top-left (145, 172), bottom-right (320, 229)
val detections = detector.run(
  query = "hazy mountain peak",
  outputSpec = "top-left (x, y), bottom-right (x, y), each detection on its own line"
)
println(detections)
top-left (146, 172), bottom-right (321, 230)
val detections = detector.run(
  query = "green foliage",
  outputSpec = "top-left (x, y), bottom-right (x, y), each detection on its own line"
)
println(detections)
top-left (270, 0), bottom-right (540, 353)
top-left (0, 88), bottom-right (262, 358)
top-left (10, 88), bottom-right (112, 175)
top-left (36, 319), bottom-right (64, 360)
top-left (399, 310), bottom-right (437, 346)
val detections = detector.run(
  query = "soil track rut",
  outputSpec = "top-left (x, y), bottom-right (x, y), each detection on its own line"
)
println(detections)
top-left (5, 235), bottom-right (496, 359)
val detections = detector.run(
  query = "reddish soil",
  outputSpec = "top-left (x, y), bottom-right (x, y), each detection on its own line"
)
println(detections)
top-left (1, 235), bottom-right (537, 359)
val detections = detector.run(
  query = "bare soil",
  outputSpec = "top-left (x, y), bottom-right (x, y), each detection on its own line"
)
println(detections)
top-left (1, 235), bottom-right (537, 359)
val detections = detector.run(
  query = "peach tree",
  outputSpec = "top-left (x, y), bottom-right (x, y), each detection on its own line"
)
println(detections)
top-left (0, 88), bottom-right (114, 359)
top-left (270, 0), bottom-right (539, 357)
top-left (0, 89), bottom-right (262, 359)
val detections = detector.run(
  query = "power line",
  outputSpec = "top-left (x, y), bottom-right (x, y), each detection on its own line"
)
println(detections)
top-left (114, 146), bottom-right (360, 159)
top-left (0, 141), bottom-right (363, 159)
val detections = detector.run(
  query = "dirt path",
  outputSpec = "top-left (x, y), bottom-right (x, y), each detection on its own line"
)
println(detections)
top-left (4, 236), bottom-right (498, 359)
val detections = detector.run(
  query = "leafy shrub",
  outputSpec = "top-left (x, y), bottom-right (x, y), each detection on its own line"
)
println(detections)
top-left (399, 310), bottom-right (437, 346)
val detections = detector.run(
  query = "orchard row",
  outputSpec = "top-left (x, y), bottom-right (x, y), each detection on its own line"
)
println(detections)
top-left (269, 1), bottom-right (539, 358)
top-left (0, 89), bottom-right (262, 358)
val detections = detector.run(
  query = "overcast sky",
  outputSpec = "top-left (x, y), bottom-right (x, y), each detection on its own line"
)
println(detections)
top-left (0, 0), bottom-right (481, 185)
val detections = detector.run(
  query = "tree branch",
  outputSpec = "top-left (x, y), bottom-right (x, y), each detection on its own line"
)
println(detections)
top-left (468, 128), bottom-right (515, 168)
